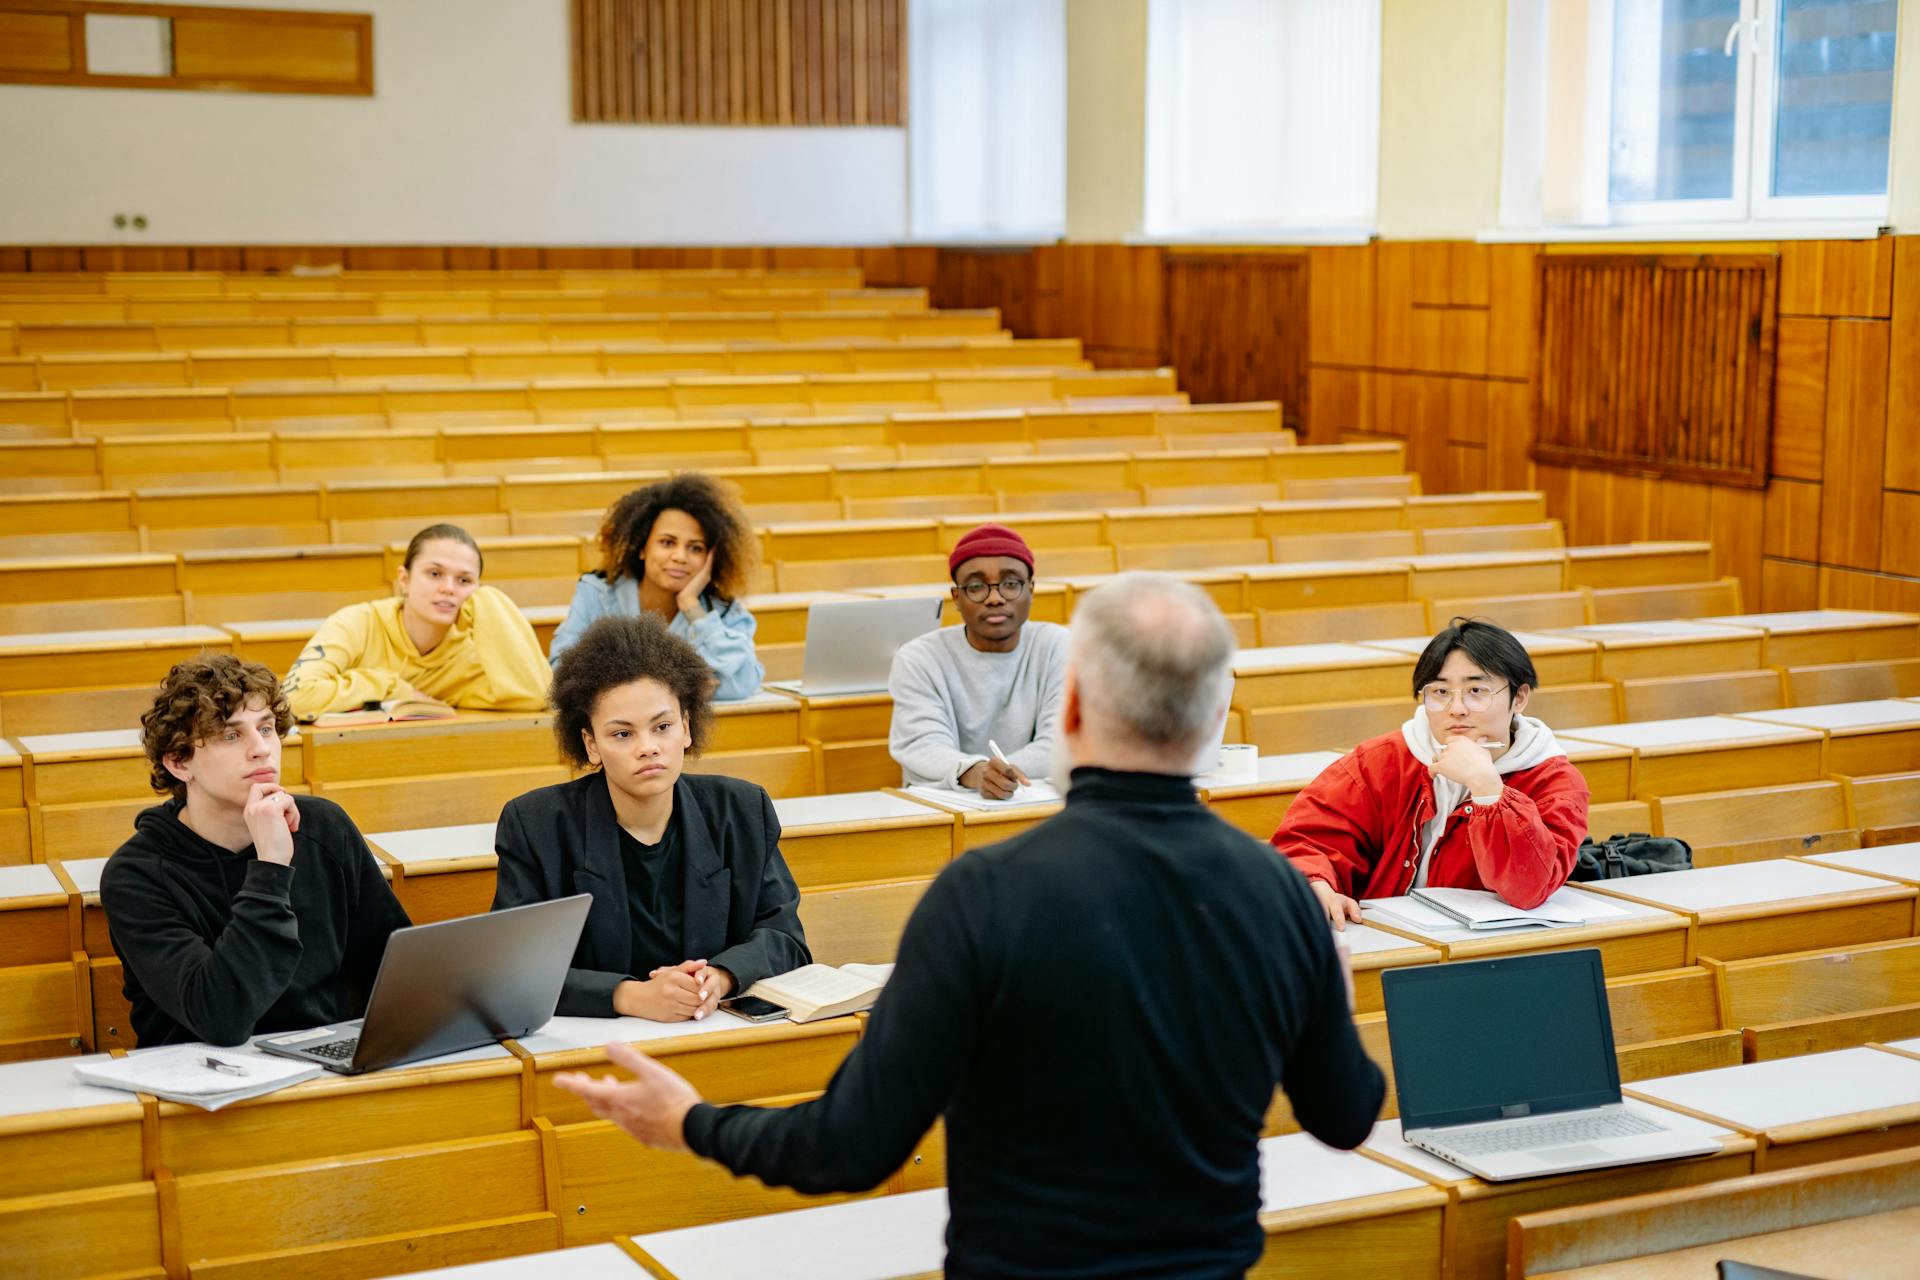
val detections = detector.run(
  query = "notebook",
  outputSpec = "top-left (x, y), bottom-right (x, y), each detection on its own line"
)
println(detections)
top-left (75, 1044), bottom-right (322, 1111)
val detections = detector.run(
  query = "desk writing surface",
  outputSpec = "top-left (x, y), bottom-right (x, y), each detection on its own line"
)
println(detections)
top-left (366, 823), bottom-right (496, 864)
top-left (0, 1052), bottom-right (139, 1120)
top-left (1360, 885), bottom-right (1680, 946)
top-left (1335, 923), bottom-right (1431, 957)
top-left (1360, 630), bottom-right (1594, 658)
top-left (772, 791), bottom-right (938, 829)
top-left (1735, 699), bottom-right (1920, 730)
top-left (1591, 860), bottom-right (1895, 912)
top-left (1626, 1046), bottom-right (1920, 1130)
top-left (1707, 609), bottom-right (1918, 632)
top-left (16, 727), bottom-right (142, 756)
top-left (1554, 716), bottom-right (1817, 750)
top-left (1257, 1131), bottom-right (1426, 1211)
top-left (53, 854), bottom-right (107, 896)
top-left (1195, 749), bottom-right (1341, 791)
top-left (0, 624), bottom-right (229, 653)
top-left (1232, 642), bottom-right (1414, 673)
top-left (395, 1242), bottom-right (648, 1277)
top-left (519, 603), bottom-right (569, 628)
top-left (514, 1011), bottom-right (759, 1055)
top-left (1551, 621), bottom-right (1764, 643)
top-left (1801, 842), bottom-right (1920, 882)
top-left (1362, 1101), bottom-right (1736, 1183)
top-left (630, 1188), bottom-right (948, 1280)
top-left (0, 861), bottom-right (62, 900)
top-left (1887, 1036), bottom-right (1920, 1054)
top-left (714, 689), bottom-right (803, 711)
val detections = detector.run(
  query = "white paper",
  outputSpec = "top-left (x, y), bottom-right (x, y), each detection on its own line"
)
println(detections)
top-left (902, 779), bottom-right (1062, 811)
top-left (76, 1044), bottom-right (322, 1110)
top-left (1411, 887), bottom-right (1587, 929)
top-left (1361, 896), bottom-right (1459, 933)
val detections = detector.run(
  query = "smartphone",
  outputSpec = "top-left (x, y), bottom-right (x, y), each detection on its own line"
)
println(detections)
top-left (718, 995), bottom-right (789, 1023)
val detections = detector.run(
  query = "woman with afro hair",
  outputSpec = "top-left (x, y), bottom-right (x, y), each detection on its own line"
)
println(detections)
top-left (548, 473), bottom-right (765, 700)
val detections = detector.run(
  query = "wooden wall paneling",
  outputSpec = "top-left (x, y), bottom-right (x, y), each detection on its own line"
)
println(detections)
top-left (1373, 241), bottom-right (1415, 370)
top-left (0, 248), bottom-right (25, 271)
top-left (1603, 472), bottom-right (1657, 544)
top-left (1762, 558), bottom-right (1820, 610)
top-left (240, 246), bottom-right (344, 271)
top-left (1409, 243), bottom-right (1451, 306)
top-left (1162, 252), bottom-right (1307, 423)
top-left (1449, 243), bottom-right (1490, 307)
top-left (26, 247), bottom-right (84, 271)
top-left (1708, 483), bottom-right (1763, 598)
top-left (1778, 238), bottom-right (1895, 318)
top-left (1406, 375), bottom-right (1451, 491)
top-left (1653, 478), bottom-right (1714, 544)
top-left (343, 247), bottom-right (450, 270)
top-left (1486, 244), bottom-right (1538, 379)
top-left (1306, 245), bottom-right (1375, 367)
top-left (1879, 491), bottom-right (1920, 578)
top-left (1366, 372), bottom-right (1409, 439)
top-left (932, 248), bottom-right (1033, 335)
top-left (1444, 377), bottom-right (1486, 444)
top-left (1568, 467), bottom-right (1612, 545)
top-left (79, 246), bottom-right (192, 271)
top-left (1437, 307), bottom-right (1489, 377)
top-left (1771, 316), bottom-right (1830, 480)
top-left (1447, 442), bottom-right (1487, 491)
top-left (0, 11), bottom-right (74, 72)
top-left (1485, 379), bottom-right (1535, 491)
top-left (1819, 566), bottom-right (1920, 612)
top-left (1817, 318), bottom-right (1892, 570)
top-left (1887, 237), bottom-right (1920, 491)
top-left (1307, 368), bottom-right (1373, 444)
top-left (1535, 463), bottom-right (1576, 535)
top-left (1762, 478), bottom-right (1822, 562)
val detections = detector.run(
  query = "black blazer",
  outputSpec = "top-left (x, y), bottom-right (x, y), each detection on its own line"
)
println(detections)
top-left (492, 771), bottom-right (810, 1017)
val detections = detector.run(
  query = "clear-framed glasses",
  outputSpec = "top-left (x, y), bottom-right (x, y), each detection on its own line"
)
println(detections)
top-left (958, 577), bottom-right (1028, 602)
top-left (1418, 682), bottom-right (1509, 713)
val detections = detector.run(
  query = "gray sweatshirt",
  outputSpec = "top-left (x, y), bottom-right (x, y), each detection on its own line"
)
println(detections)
top-left (887, 621), bottom-right (1070, 788)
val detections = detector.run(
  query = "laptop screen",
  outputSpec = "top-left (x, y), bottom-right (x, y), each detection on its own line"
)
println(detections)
top-left (1382, 948), bottom-right (1623, 1131)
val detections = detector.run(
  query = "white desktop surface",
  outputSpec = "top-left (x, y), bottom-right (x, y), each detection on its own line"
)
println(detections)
top-left (773, 791), bottom-right (938, 829)
top-left (0, 625), bottom-right (231, 651)
top-left (0, 1053), bottom-right (140, 1120)
top-left (1555, 715), bottom-right (1817, 749)
top-left (1398, 550), bottom-right (1565, 569)
top-left (1232, 643), bottom-right (1415, 672)
top-left (1362, 630), bottom-right (1591, 657)
top-left (1596, 860), bottom-right (1896, 911)
top-left (1550, 620), bottom-right (1764, 642)
top-left (1257, 1131), bottom-right (1425, 1212)
top-left (715, 690), bottom-right (805, 711)
top-left (1361, 885), bottom-right (1679, 945)
top-left (0, 861), bottom-right (64, 900)
top-left (1629, 1047), bottom-right (1920, 1130)
top-left (1802, 843), bottom-right (1920, 881)
top-left (1196, 750), bottom-right (1342, 791)
top-left (392, 1243), bottom-right (647, 1278)
top-left (1340, 923), bottom-right (1437, 956)
top-left (1887, 1037), bottom-right (1920, 1055)
top-left (1736, 700), bottom-right (1920, 729)
top-left (55, 855), bottom-right (108, 897)
top-left (513, 1011), bottom-right (759, 1055)
top-left (16, 728), bottom-right (143, 755)
top-left (366, 823), bottom-right (497, 864)
top-left (1706, 610), bottom-right (1917, 631)
top-left (630, 1189), bottom-right (948, 1280)
top-left (1362, 1100), bottom-right (1735, 1182)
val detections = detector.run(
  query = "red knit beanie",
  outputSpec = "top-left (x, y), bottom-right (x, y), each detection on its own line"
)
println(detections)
top-left (948, 523), bottom-right (1034, 577)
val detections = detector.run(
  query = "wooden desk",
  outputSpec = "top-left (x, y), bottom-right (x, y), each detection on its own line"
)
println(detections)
top-left (0, 627), bottom-right (233, 739)
top-left (1253, 1131), bottom-right (1448, 1280)
top-left (218, 615), bottom-right (324, 673)
top-left (1232, 642), bottom-right (1420, 709)
top-left (1240, 560), bottom-right (1410, 612)
top-left (0, 739), bottom-right (25, 866)
top-left (1339, 924), bottom-right (1443, 1016)
top-left (367, 822), bottom-right (498, 923)
top-left (1801, 840), bottom-right (1920, 885)
top-left (1583, 860), bottom-right (1918, 961)
top-left (785, 689), bottom-right (892, 744)
top-left (300, 712), bottom-right (557, 785)
top-left (628, 1189), bottom-right (946, 1280)
top-left (772, 791), bottom-right (954, 887)
top-left (707, 691), bottom-right (803, 752)
top-left (1532, 1203), bottom-right (1920, 1279)
top-left (1627, 1045), bottom-right (1920, 1170)
top-left (1396, 549), bottom-right (1568, 599)
top-left (1359, 630), bottom-right (1599, 688)
top-left (1196, 750), bottom-right (1343, 838)
top-left (1563, 741), bottom-right (1635, 804)
top-left (49, 854), bottom-right (133, 1049)
top-left (1705, 608), bottom-right (1920, 666)
top-left (1542, 622), bottom-right (1767, 681)
top-left (1562, 541), bottom-right (1714, 590)
top-left (0, 861), bottom-right (85, 1059)
top-left (407, 1242), bottom-right (652, 1277)
top-left (1362, 887), bottom-right (1692, 976)
top-left (1735, 699), bottom-right (1920, 775)
top-left (895, 786), bottom-right (1063, 851)
top-left (1066, 567), bottom-right (1246, 617)
top-left (0, 1052), bottom-right (145, 1198)
top-left (1363, 1105), bottom-right (1752, 1280)
top-left (1555, 716), bottom-right (1825, 798)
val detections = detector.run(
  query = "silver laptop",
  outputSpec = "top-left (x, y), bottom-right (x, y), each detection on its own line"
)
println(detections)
top-left (765, 595), bottom-right (945, 696)
top-left (255, 894), bottom-right (591, 1075)
top-left (1381, 948), bottom-right (1719, 1180)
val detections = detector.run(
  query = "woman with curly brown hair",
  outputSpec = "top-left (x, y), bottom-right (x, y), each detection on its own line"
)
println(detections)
top-left (547, 474), bottom-right (766, 700)
top-left (100, 655), bottom-right (409, 1045)
top-left (494, 614), bottom-right (808, 1022)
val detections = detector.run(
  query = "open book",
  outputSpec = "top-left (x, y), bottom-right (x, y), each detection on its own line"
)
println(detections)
top-left (307, 695), bottom-right (457, 728)
top-left (742, 962), bottom-right (894, 1023)
top-left (75, 1045), bottom-right (322, 1111)
top-left (1402, 886), bottom-right (1624, 932)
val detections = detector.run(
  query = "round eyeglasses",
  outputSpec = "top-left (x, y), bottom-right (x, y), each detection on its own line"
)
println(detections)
top-left (1418, 682), bottom-right (1510, 712)
top-left (958, 577), bottom-right (1028, 602)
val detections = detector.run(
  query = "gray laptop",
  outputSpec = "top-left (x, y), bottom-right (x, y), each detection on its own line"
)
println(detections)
top-left (1381, 948), bottom-right (1719, 1180)
top-left (255, 894), bottom-right (591, 1075)
top-left (765, 595), bottom-right (945, 696)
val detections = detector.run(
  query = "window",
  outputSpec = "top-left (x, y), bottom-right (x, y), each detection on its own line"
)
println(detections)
top-left (907, 0), bottom-right (1066, 240)
top-left (1143, 0), bottom-right (1380, 237)
top-left (1504, 0), bottom-right (1897, 229)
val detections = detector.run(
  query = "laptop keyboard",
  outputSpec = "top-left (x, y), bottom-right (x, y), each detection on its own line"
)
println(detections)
top-left (1435, 1109), bottom-right (1663, 1157)
top-left (305, 1037), bottom-right (359, 1062)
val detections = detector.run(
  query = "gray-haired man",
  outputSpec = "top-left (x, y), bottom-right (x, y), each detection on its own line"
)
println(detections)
top-left (556, 572), bottom-right (1384, 1280)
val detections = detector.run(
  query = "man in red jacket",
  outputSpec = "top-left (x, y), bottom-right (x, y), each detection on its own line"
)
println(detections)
top-left (1273, 618), bottom-right (1590, 927)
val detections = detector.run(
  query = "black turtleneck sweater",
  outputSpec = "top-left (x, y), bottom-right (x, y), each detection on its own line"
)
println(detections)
top-left (99, 796), bottom-right (411, 1047)
top-left (683, 767), bottom-right (1385, 1280)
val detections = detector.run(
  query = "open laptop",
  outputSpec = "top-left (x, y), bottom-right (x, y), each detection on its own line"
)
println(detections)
top-left (1380, 948), bottom-right (1719, 1180)
top-left (255, 894), bottom-right (591, 1075)
top-left (765, 595), bottom-right (945, 696)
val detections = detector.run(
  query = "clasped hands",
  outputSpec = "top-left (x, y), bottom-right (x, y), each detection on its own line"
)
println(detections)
top-left (613, 958), bottom-right (735, 1022)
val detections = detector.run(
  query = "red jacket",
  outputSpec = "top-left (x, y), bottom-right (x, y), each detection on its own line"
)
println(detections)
top-left (1272, 731), bottom-right (1590, 908)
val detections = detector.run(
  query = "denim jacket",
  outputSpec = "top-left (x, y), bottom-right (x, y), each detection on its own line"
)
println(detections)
top-left (548, 573), bottom-right (765, 702)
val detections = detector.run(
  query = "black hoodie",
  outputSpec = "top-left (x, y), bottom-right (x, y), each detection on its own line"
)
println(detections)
top-left (100, 795), bottom-right (412, 1047)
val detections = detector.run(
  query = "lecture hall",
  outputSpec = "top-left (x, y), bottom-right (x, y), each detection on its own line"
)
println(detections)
top-left (2, 0), bottom-right (1919, 1276)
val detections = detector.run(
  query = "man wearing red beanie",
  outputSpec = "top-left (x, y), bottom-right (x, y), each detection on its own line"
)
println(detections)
top-left (887, 523), bottom-right (1068, 798)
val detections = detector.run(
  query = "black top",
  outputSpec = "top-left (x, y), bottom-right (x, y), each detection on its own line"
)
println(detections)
top-left (100, 796), bottom-right (412, 1047)
top-left (491, 771), bottom-right (811, 1017)
top-left (617, 811), bottom-right (686, 974)
top-left (684, 767), bottom-right (1386, 1280)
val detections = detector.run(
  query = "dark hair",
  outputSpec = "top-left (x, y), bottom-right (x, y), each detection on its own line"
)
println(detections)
top-left (140, 654), bottom-right (293, 801)
top-left (404, 523), bottom-right (484, 575)
top-left (549, 615), bottom-right (715, 767)
top-left (1411, 618), bottom-right (1540, 698)
top-left (597, 473), bottom-right (758, 601)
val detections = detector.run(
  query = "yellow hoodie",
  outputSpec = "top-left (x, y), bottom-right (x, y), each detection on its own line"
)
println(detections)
top-left (283, 585), bottom-right (551, 720)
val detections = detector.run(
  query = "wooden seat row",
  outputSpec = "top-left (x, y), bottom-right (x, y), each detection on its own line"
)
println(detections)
top-left (0, 266), bottom-right (869, 297)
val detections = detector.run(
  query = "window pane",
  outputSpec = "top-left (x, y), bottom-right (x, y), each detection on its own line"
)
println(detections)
top-left (1609, 0), bottom-right (1742, 203)
top-left (1771, 0), bottom-right (1897, 197)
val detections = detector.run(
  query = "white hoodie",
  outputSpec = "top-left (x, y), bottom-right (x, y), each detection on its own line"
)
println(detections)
top-left (1399, 712), bottom-right (1565, 888)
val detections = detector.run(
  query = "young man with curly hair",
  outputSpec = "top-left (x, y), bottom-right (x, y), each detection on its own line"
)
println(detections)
top-left (493, 614), bottom-right (808, 1021)
top-left (547, 473), bottom-right (766, 700)
top-left (100, 655), bottom-right (410, 1047)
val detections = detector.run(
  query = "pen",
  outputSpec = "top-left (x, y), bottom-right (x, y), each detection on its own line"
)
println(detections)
top-left (201, 1055), bottom-right (249, 1077)
top-left (988, 739), bottom-right (1011, 768)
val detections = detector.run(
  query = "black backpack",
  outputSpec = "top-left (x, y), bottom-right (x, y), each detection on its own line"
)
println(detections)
top-left (1570, 832), bottom-right (1692, 881)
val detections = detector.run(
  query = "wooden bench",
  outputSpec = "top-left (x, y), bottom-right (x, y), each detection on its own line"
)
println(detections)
top-left (1738, 699), bottom-right (1920, 775)
top-left (1704, 935), bottom-right (1920, 1061)
top-left (1708, 608), bottom-right (1920, 666)
top-left (1555, 716), bottom-right (1825, 797)
top-left (1788, 656), bottom-right (1920, 705)
top-left (1651, 779), bottom-right (1857, 866)
top-left (1588, 578), bottom-right (1743, 624)
top-left (1614, 668), bottom-right (1787, 721)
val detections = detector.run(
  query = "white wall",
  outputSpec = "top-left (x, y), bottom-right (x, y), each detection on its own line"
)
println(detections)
top-left (1065, 0), bottom-right (1147, 241)
top-left (0, 0), bottom-right (906, 245)
top-left (1375, 0), bottom-right (1507, 239)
